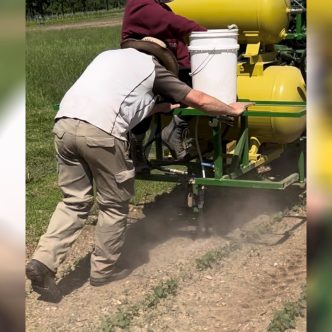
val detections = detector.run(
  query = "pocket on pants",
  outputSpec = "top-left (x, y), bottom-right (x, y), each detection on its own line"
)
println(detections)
top-left (114, 168), bottom-right (135, 202)
top-left (52, 125), bottom-right (65, 139)
top-left (53, 127), bottom-right (66, 157)
top-left (115, 168), bottom-right (135, 183)
top-left (86, 137), bottom-right (115, 148)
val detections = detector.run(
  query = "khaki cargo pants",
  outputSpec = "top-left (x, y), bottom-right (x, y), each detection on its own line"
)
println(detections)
top-left (33, 118), bottom-right (135, 280)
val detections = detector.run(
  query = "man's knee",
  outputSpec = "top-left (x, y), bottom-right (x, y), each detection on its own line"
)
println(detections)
top-left (62, 195), bottom-right (94, 214)
top-left (98, 199), bottom-right (129, 215)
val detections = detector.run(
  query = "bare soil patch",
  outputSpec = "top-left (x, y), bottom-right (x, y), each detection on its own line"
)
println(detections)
top-left (25, 186), bottom-right (306, 331)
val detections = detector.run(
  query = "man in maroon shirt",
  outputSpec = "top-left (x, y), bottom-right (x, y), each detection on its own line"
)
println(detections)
top-left (122, 0), bottom-right (207, 164)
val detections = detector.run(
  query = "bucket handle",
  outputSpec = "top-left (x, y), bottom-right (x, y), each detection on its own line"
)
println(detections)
top-left (190, 47), bottom-right (216, 77)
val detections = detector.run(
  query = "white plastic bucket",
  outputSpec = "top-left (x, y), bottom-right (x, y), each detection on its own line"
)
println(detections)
top-left (188, 28), bottom-right (239, 104)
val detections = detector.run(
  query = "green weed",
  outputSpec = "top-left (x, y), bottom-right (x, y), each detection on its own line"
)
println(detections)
top-left (101, 305), bottom-right (139, 332)
top-left (195, 242), bottom-right (240, 271)
top-left (144, 279), bottom-right (178, 308)
top-left (268, 286), bottom-right (306, 332)
top-left (100, 279), bottom-right (178, 330)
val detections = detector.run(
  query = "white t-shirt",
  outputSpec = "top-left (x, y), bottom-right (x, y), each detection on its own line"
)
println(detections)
top-left (56, 48), bottom-right (156, 140)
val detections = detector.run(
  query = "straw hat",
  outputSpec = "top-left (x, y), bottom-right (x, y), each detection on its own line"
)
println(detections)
top-left (121, 37), bottom-right (179, 76)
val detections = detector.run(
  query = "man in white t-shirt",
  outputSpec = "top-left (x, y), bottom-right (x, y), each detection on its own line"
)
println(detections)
top-left (26, 37), bottom-right (252, 297)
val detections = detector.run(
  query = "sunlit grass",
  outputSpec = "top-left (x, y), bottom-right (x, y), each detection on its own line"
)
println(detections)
top-left (26, 9), bottom-right (123, 27)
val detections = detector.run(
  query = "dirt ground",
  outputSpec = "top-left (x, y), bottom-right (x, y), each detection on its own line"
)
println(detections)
top-left (25, 186), bottom-right (306, 331)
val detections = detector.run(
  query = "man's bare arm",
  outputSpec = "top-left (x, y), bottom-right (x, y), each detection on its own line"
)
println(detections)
top-left (181, 89), bottom-right (254, 117)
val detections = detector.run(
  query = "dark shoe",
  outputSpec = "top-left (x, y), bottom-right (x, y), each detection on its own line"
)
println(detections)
top-left (90, 268), bottom-right (131, 287)
top-left (26, 259), bottom-right (60, 299)
top-left (129, 133), bottom-right (149, 173)
top-left (161, 115), bottom-right (195, 160)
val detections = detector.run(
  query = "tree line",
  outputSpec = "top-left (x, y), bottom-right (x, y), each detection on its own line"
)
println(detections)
top-left (26, 0), bottom-right (126, 19)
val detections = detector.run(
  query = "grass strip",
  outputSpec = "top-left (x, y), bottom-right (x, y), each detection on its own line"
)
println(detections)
top-left (26, 9), bottom-right (124, 27)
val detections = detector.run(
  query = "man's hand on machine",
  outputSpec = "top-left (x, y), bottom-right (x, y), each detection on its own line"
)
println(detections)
top-left (181, 90), bottom-right (255, 118)
top-left (228, 102), bottom-right (255, 116)
top-left (219, 102), bottom-right (255, 125)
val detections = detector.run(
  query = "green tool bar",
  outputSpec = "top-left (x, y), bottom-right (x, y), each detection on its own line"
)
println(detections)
top-left (285, 33), bottom-right (306, 40)
top-left (174, 99), bottom-right (306, 118)
top-left (193, 173), bottom-right (300, 190)
top-left (174, 108), bottom-right (306, 118)
top-left (237, 100), bottom-right (306, 106)
top-left (243, 109), bottom-right (306, 118)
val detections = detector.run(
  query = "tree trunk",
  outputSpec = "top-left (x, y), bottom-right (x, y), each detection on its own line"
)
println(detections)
top-left (38, 1), bottom-right (44, 17)
top-left (82, 0), bottom-right (87, 13)
top-left (70, 1), bottom-right (75, 14)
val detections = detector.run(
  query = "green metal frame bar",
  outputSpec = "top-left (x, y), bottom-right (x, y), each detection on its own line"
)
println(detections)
top-left (174, 100), bottom-right (306, 118)
top-left (173, 108), bottom-right (306, 118)
top-left (243, 110), bottom-right (306, 118)
top-left (212, 120), bottom-right (223, 177)
top-left (285, 11), bottom-right (306, 40)
top-left (240, 115), bottom-right (249, 167)
top-left (159, 99), bottom-right (306, 190)
top-left (229, 117), bottom-right (249, 173)
top-left (298, 137), bottom-right (306, 183)
top-left (296, 11), bottom-right (303, 34)
top-left (285, 33), bottom-right (306, 40)
top-left (193, 173), bottom-right (300, 190)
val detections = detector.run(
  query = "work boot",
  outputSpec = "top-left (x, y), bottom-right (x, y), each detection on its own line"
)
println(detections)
top-left (161, 115), bottom-right (195, 160)
top-left (129, 133), bottom-right (149, 173)
top-left (26, 259), bottom-right (61, 300)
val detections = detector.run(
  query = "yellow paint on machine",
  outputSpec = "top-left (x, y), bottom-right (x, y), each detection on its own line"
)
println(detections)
top-left (237, 66), bottom-right (306, 144)
top-left (169, 0), bottom-right (291, 45)
top-left (184, 66), bottom-right (306, 146)
top-left (170, 0), bottom-right (305, 145)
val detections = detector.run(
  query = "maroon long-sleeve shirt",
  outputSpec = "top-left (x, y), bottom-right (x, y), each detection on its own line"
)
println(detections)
top-left (121, 0), bottom-right (206, 69)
